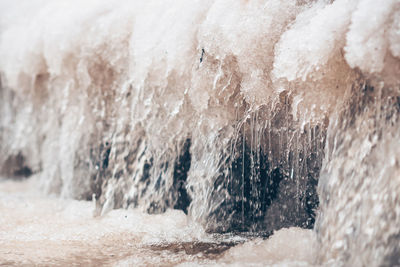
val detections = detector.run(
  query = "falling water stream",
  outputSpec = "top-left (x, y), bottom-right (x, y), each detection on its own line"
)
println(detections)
top-left (1, 0), bottom-right (400, 266)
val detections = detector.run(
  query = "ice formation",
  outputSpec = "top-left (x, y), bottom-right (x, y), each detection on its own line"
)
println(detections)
top-left (1, 0), bottom-right (400, 265)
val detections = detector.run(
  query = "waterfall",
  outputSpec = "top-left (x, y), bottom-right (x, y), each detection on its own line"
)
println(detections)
top-left (1, 0), bottom-right (400, 265)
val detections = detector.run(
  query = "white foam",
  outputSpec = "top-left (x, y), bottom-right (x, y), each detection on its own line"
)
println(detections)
top-left (0, 178), bottom-right (208, 265)
top-left (219, 227), bottom-right (316, 266)
top-left (0, 178), bottom-right (319, 266)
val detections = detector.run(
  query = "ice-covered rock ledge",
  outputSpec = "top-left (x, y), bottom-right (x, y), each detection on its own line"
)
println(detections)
top-left (1, 0), bottom-right (400, 265)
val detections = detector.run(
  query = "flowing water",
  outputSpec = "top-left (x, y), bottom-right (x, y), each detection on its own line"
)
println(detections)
top-left (0, 0), bottom-right (400, 266)
top-left (0, 178), bottom-right (315, 266)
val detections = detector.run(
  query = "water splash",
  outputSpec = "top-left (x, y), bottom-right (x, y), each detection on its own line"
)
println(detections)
top-left (1, 0), bottom-right (400, 265)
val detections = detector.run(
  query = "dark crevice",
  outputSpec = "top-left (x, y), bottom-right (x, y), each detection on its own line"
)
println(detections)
top-left (172, 139), bottom-right (192, 214)
top-left (102, 145), bottom-right (111, 170)
top-left (208, 141), bottom-right (286, 233)
top-left (145, 139), bottom-right (192, 215)
top-left (1, 153), bottom-right (34, 179)
top-left (90, 141), bottom-right (112, 201)
top-left (206, 101), bottom-right (325, 234)
top-left (207, 135), bottom-right (321, 233)
top-left (13, 166), bottom-right (33, 177)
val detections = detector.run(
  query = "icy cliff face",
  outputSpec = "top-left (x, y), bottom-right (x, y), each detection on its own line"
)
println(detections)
top-left (1, 0), bottom-right (400, 264)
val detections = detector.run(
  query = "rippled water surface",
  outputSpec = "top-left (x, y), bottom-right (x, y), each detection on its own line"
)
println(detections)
top-left (0, 178), bottom-right (316, 266)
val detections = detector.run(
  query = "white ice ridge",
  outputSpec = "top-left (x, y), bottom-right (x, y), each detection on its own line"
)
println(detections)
top-left (0, 0), bottom-right (399, 118)
top-left (0, 0), bottom-right (397, 158)
top-left (1, 0), bottom-right (400, 92)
